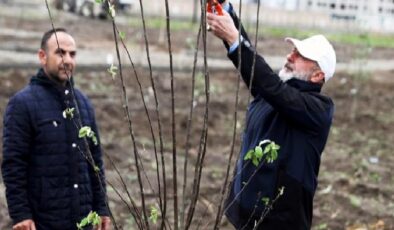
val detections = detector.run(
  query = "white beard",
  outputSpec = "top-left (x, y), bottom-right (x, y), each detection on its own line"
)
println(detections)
top-left (278, 68), bottom-right (311, 82)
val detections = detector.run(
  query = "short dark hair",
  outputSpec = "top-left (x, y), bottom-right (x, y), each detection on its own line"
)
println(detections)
top-left (40, 28), bottom-right (68, 50)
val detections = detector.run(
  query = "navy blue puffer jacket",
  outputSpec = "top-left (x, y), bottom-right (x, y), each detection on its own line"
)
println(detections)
top-left (2, 69), bottom-right (108, 230)
top-left (223, 4), bottom-right (334, 230)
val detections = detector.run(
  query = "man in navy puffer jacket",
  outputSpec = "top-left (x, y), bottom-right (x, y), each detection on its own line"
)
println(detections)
top-left (207, 1), bottom-right (336, 229)
top-left (2, 28), bottom-right (110, 230)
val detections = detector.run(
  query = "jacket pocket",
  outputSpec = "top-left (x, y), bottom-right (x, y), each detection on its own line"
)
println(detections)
top-left (36, 118), bottom-right (63, 143)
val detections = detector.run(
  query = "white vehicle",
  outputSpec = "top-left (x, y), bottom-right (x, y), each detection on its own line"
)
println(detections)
top-left (54, 0), bottom-right (134, 18)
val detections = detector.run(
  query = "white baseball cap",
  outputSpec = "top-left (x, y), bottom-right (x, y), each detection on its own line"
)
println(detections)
top-left (285, 34), bottom-right (336, 82)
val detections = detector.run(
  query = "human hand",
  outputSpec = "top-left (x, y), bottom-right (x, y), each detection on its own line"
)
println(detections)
top-left (94, 216), bottom-right (111, 230)
top-left (12, 219), bottom-right (36, 230)
top-left (207, 10), bottom-right (239, 45)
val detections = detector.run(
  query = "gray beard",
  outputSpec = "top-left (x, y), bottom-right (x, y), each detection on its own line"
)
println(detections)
top-left (278, 68), bottom-right (310, 82)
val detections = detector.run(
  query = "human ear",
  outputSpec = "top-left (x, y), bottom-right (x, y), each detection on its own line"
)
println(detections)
top-left (310, 70), bottom-right (325, 84)
top-left (38, 49), bottom-right (47, 65)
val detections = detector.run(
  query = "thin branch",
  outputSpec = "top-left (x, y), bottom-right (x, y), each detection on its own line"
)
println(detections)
top-left (136, 2), bottom-right (166, 227)
top-left (212, 0), bottom-right (245, 228)
top-left (222, 161), bottom-right (269, 216)
top-left (239, 192), bottom-right (261, 230)
top-left (180, 14), bottom-right (203, 230)
top-left (253, 187), bottom-right (284, 229)
top-left (113, 21), bottom-right (164, 217)
top-left (110, 15), bottom-right (149, 229)
top-left (185, 0), bottom-right (211, 227)
top-left (104, 152), bottom-right (144, 229)
top-left (247, 0), bottom-right (261, 104)
top-left (163, 0), bottom-right (179, 229)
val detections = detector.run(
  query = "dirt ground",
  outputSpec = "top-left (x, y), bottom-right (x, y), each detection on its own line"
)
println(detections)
top-left (1, 2), bottom-right (394, 230)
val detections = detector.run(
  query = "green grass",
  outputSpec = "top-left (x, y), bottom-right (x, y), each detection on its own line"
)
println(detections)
top-left (128, 17), bottom-right (200, 31)
top-left (252, 25), bottom-right (394, 48)
top-left (328, 32), bottom-right (394, 48)
top-left (128, 17), bottom-right (394, 48)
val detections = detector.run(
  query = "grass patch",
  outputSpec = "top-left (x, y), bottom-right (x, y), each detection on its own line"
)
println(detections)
top-left (328, 32), bottom-right (394, 48)
top-left (128, 16), bottom-right (199, 31)
top-left (256, 26), bottom-right (394, 48)
top-left (127, 16), bottom-right (394, 48)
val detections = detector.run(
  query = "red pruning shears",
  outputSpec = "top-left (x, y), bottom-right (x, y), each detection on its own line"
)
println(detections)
top-left (207, 0), bottom-right (223, 15)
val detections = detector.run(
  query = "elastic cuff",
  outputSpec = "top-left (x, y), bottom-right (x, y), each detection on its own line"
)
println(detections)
top-left (12, 214), bottom-right (33, 226)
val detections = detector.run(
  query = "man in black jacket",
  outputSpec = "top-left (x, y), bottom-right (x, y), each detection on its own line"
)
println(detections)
top-left (2, 28), bottom-right (110, 230)
top-left (207, 1), bottom-right (336, 229)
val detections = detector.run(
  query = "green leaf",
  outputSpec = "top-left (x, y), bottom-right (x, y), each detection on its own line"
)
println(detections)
top-left (79, 126), bottom-right (98, 145)
top-left (79, 126), bottom-right (91, 138)
top-left (92, 215), bottom-right (101, 226)
top-left (149, 206), bottom-right (158, 224)
top-left (77, 211), bottom-right (101, 229)
top-left (119, 31), bottom-right (126, 40)
top-left (252, 157), bottom-right (259, 167)
top-left (245, 140), bottom-right (281, 167)
top-left (261, 197), bottom-right (270, 206)
top-left (254, 146), bottom-right (263, 158)
top-left (95, 0), bottom-right (104, 3)
top-left (109, 3), bottom-right (116, 17)
top-left (244, 149), bottom-right (253, 160)
top-left (87, 211), bottom-right (94, 222)
top-left (272, 149), bottom-right (278, 160)
top-left (94, 166), bottom-right (100, 172)
top-left (263, 145), bottom-right (271, 154)
top-left (80, 218), bottom-right (89, 227)
top-left (63, 107), bottom-right (75, 119)
top-left (107, 64), bottom-right (118, 79)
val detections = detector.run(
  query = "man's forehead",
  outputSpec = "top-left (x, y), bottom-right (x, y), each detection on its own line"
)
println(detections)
top-left (47, 32), bottom-right (76, 47)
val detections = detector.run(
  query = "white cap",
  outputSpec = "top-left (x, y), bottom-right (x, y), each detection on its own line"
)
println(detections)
top-left (285, 34), bottom-right (336, 82)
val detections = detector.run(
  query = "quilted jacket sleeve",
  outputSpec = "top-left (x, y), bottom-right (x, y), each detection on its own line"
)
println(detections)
top-left (1, 93), bottom-right (33, 224)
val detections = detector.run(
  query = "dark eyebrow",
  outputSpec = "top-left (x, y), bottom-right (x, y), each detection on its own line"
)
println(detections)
top-left (55, 48), bottom-right (65, 54)
top-left (55, 48), bottom-right (76, 56)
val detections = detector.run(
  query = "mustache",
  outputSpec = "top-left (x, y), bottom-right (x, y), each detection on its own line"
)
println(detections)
top-left (59, 66), bottom-right (73, 71)
top-left (284, 63), bottom-right (293, 71)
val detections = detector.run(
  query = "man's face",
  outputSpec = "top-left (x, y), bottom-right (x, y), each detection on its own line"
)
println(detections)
top-left (278, 48), bottom-right (319, 82)
top-left (38, 32), bottom-right (77, 85)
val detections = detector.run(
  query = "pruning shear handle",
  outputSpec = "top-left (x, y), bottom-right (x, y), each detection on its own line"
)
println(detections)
top-left (207, 0), bottom-right (224, 16)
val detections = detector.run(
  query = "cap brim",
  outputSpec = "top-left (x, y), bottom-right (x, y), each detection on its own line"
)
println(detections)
top-left (284, 37), bottom-right (318, 62)
top-left (285, 37), bottom-right (299, 46)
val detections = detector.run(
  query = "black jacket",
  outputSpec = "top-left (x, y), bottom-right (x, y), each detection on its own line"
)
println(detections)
top-left (2, 69), bottom-right (108, 230)
top-left (224, 5), bottom-right (334, 230)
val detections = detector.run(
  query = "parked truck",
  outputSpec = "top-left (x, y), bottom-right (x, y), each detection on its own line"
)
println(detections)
top-left (54, 0), bottom-right (134, 18)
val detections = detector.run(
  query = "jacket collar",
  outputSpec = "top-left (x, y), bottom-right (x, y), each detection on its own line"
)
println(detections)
top-left (286, 78), bottom-right (322, 93)
top-left (30, 68), bottom-right (74, 90)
